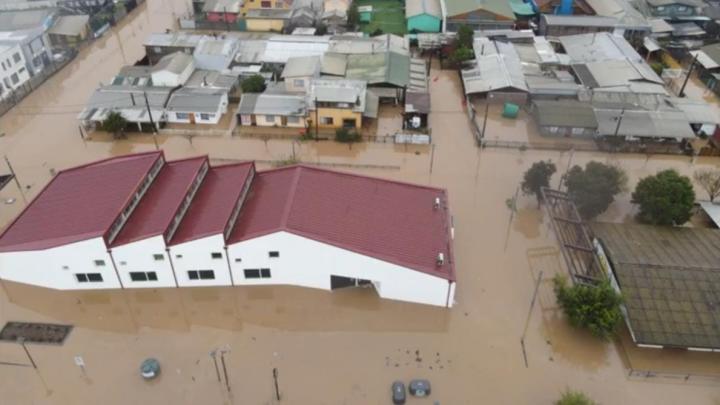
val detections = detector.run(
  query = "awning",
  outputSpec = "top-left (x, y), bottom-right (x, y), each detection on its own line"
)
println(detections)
top-left (363, 91), bottom-right (379, 118)
top-left (643, 36), bottom-right (660, 53)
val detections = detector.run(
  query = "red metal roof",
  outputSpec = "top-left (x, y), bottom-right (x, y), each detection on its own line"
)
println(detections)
top-left (229, 165), bottom-right (455, 280)
top-left (169, 162), bottom-right (255, 246)
top-left (0, 151), bottom-right (163, 252)
top-left (111, 156), bottom-right (208, 247)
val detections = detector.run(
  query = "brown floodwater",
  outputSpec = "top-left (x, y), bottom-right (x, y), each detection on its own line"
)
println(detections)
top-left (2, 3), bottom-right (720, 403)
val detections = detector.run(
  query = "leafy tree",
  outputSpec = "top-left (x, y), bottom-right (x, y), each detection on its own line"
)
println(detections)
top-left (101, 111), bottom-right (128, 139)
top-left (693, 168), bottom-right (720, 202)
top-left (565, 161), bottom-right (627, 220)
top-left (456, 24), bottom-right (473, 49)
top-left (556, 390), bottom-right (597, 405)
top-left (241, 74), bottom-right (266, 93)
top-left (632, 169), bottom-right (695, 226)
top-left (553, 275), bottom-right (623, 340)
top-left (346, 3), bottom-right (359, 28)
top-left (450, 46), bottom-right (474, 65)
top-left (371, 28), bottom-right (384, 36)
top-left (314, 22), bottom-right (328, 35)
top-left (335, 127), bottom-right (361, 143)
top-left (521, 160), bottom-right (557, 207)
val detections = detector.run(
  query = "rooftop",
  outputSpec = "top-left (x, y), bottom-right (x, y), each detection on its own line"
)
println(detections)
top-left (194, 37), bottom-right (238, 57)
top-left (203, 0), bottom-right (243, 13)
top-left (152, 52), bottom-right (194, 75)
top-left (237, 93), bottom-right (307, 116)
top-left (144, 32), bottom-right (203, 48)
top-left (0, 8), bottom-right (54, 32)
top-left (345, 51), bottom-right (410, 87)
top-left (281, 55), bottom-right (322, 78)
top-left (229, 165), bottom-right (455, 280)
top-left (593, 222), bottom-right (720, 349)
top-left (166, 87), bottom-right (227, 113)
top-left (111, 157), bottom-right (208, 247)
top-left (47, 14), bottom-right (88, 37)
top-left (541, 14), bottom-right (619, 27)
top-left (170, 162), bottom-right (255, 246)
top-left (406, 0), bottom-right (442, 18)
top-left (533, 100), bottom-right (598, 128)
top-left (246, 8), bottom-right (292, 18)
top-left (443, 0), bottom-right (514, 19)
top-left (0, 152), bottom-right (163, 252)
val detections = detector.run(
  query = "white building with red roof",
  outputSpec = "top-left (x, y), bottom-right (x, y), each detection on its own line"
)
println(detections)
top-left (0, 153), bottom-right (456, 307)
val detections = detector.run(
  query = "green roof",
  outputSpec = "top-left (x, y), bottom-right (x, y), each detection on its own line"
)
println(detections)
top-left (444, 0), bottom-right (515, 20)
top-left (592, 222), bottom-right (720, 350)
top-left (345, 51), bottom-right (410, 87)
top-left (508, 0), bottom-right (536, 16)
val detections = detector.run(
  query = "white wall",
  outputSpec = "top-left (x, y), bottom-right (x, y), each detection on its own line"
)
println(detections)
top-left (151, 61), bottom-right (195, 87)
top-left (227, 231), bottom-right (454, 307)
top-left (169, 234), bottom-right (233, 287)
top-left (0, 237), bottom-right (121, 290)
top-left (0, 43), bottom-right (31, 100)
top-left (284, 76), bottom-right (311, 92)
top-left (110, 235), bottom-right (177, 288)
top-left (167, 93), bottom-right (227, 125)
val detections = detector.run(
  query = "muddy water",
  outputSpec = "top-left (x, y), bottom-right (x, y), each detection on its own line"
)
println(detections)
top-left (2, 3), bottom-right (720, 403)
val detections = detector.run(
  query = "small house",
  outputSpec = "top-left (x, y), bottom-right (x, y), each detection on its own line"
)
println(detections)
top-left (166, 88), bottom-right (229, 125)
top-left (443, 0), bottom-right (516, 31)
top-left (237, 93), bottom-right (308, 127)
top-left (307, 78), bottom-right (379, 130)
top-left (532, 100), bottom-right (598, 137)
top-left (47, 14), bottom-right (90, 48)
top-left (151, 52), bottom-right (195, 87)
top-left (193, 37), bottom-right (239, 71)
top-left (0, 43), bottom-right (31, 101)
top-left (281, 55), bottom-right (321, 92)
top-left (203, 0), bottom-right (243, 23)
top-left (144, 32), bottom-right (203, 65)
top-left (246, 9), bottom-right (292, 32)
top-left (406, 0), bottom-right (442, 33)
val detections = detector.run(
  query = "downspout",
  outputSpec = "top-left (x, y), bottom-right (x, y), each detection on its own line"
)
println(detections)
top-left (445, 280), bottom-right (452, 308)
top-left (107, 249), bottom-right (125, 289)
top-left (166, 247), bottom-right (180, 287)
top-left (224, 246), bottom-right (235, 285)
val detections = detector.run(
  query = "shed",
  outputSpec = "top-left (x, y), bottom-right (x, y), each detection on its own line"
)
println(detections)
top-left (281, 55), bottom-right (321, 91)
top-left (151, 52), bottom-right (195, 87)
top-left (532, 100), bottom-right (597, 137)
top-left (48, 14), bottom-right (90, 47)
top-left (406, 0), bottom-right (442, 33)
top-left (166, 88), bottom-right (229, 125)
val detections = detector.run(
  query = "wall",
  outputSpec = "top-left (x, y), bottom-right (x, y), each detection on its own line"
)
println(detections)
top-left (0, 238), bottom-right (122, 290)
top-left (538, 125), bottom-right (596, 138)
top-left (312, 108), bottom-right (361, 129)
top-left (284, 75), bottom-right (311, 92)
top-left (650, 3), bottom-right (697, 17)
top-left (169, 234), bottom-right (233, 287)
top-left (407, 14), bottom-right (441, 33)
top-left (168, 94), bottom-right (226, 125)
top-left (0, 43), bottom-right (31, 99)
top-left (206, 12), bottom-right (239, 23)
top-left (227, 231), bottom-right (454, 307)
top-left (246, 19), bottom-right (285, 32)
top-left (241, 114), bottom-right (306, 127)
top-left (242, 0), bottom-right (289, 13)
top-left (152, 59), bottom-right (194, 87)
top-left (110, 235), bottom-right (178, 288)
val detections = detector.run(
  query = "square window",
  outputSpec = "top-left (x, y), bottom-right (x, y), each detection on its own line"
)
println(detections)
top-left (175, 254), bottom-right (183, 259)
top-left (321, 117), bottom-right (333, 125)
top-left (130, 272), bottom-right (148, 281)
top-left (94, 259), bottom-right (106, 266)
top-left (200, 113), bottom-right (211, 120)
top-left (119, 261), bottom-right (127, 266)
top-left (269, 251), bottom-right (279, 258)
top-left (148, 272), bottom-right (158, 281)
top-left (293, 79), bottom-right (304, 87)
top-left (211, 252), bottom-right (223, 259)
top-left (199, 270), bottom-right (215, 280)
top-left (244, 269), bottom-right (260, 279)
top-left (13, 53), bottom-right (20, 63)
top-left (87, 273), bottom-right (103, 282)
top-left (234, 258), bottom-right (242, 262)
top-left (261, 268), bottom-right (271, 278)
top-left (62, 265), bottom-right (69, 270)
top-left (75, 274), bottom-right (88, 282)
top-left (188, 270), bottom-right (199, 280)
top-left (10, 73), bottom-right (18, 84)
top-left (153, 254), bottom-right (164, 261)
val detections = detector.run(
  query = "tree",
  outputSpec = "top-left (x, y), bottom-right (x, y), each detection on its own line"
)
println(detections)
top-left (693, 168), bottom-right (720, 202)
top-left (632, 169), bottom-right (696, 226)
top-left (556, 390), bottom-right (597, 405)
top-left (449, 46), bottom-right (474, 65)
top-left (371, 28), bottom-right (384, 36)
top-left (457, 24), bottom-right (473, 49)
top-left (241, 74), bottom-right (266, 93)
top-left (521, 160), bottom-right (557, 207)
top-left (553, 275), bottom-right (623, 340)
top-left (347, 3), bottom-right (359, 28)
top-left (314, 22), bottom-right (328, 36)
top-left (101, 111), bottom-right (128, 139)
top-left (565, 161), bottom-right (627, 220)
top-left (335, 127), bottom-right (361, 143)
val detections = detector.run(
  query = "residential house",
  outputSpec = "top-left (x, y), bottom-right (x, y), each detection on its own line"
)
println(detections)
top-left (322, 0), bottom-right (348, 32)
top-left (166, 87), bottom-right (229, 125)
top-left (151, 51), bottom-right (195, 87)
top-left (691, 42), bottom-right (720, 94)
top-left (532, 100), bottom-right (598, 137)
top-left (0, 8), bottom-right (56, 76)
top-left (345, 51), bottom-right (410, 103)
top-left (584, 0), bottom-right (651, 39)
top-left (307, 78), bottom-right (379, 130)
top-left (237, 92), bottom-right (308, 127)
top-left (281, 55), bottom-right (321, 92)
top-left (642, 0), bottom-right (702, 18)
top-left (203, 0), bottom-right (243, 23)
top-left (406, 0), bottom-right (443, 33)
top-left (0, 43), bottom-right (31, 100)
top-left (78, 85), bottom-right (172, 130)
top-left (47, 14), bottom-right (90, 48)
top-left (193, 37), bottom-right (240, 70)
top-left (443, 0), bottom-right (516, 31)
top-left (246, 8), bottom-right (292, 31)
top-left (538, 15), bottom-right (619, 36)
top-left (144, 32), bottom-right (203, 65)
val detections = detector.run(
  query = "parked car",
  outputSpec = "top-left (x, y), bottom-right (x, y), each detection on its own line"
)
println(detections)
top-left (409, 379), bottom-right (431, 397)
top-left (392, 381), bottom-right (406, 404)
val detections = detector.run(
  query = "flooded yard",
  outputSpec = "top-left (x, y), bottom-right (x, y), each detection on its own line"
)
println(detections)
top-left (1, 2), bottom-right (720, 404)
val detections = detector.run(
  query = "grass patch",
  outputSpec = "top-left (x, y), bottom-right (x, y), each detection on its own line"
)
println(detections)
top-left (355, 0), bottom-right (407, 35)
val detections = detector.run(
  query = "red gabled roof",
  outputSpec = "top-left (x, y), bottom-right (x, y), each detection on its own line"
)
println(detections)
top-left (0, 151), bottom-right (163, 252)
top-left (229, 165), bottom-right (455, 280)
top-left (169, 162), bottom-right (255, 246)
top-left (111, 156), bottom-right (208, 247)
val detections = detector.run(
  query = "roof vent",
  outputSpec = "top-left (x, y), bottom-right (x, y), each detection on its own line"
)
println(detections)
top-left (433, 197), bottom-right (440, 209)
top-left (436, 253), bottom-right (444, 266)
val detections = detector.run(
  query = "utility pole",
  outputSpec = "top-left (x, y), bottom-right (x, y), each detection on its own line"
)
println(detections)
top-left (224, 7), bottom-right (230, 31)
top-left (272, 368), bottom-right (281, 401)
top-left (210, 350), bottom-right (221, 382)
top-left (4, 155), bottom-right (26, 204)
top-left (314, 97), bottom-right (319, 141)
top-left (612, 108), bottom-right (625, 138)
top-left (480, 100), bottom-right (490, 139)
top-left (679, 53), bottom-right (698, 97)
top-left (219, 349), bottom-right (230, 393)
top-left (143, 91), bottom-right (159, 150)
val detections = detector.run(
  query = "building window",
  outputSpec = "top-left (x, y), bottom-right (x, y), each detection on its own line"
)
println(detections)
top-left (211, 252), bottom-right (223, 259)
top-left (261, 0), bottom-right (271, 6)
top-left (244, 268), bottom-right (271, 279)
top-left (293, 79), bottom-right (304, 87)
top-left (13, 53), bottom-right (20, 63)
top-left (269, 251), bottom-right (279, 258)
top-left (188, 270), bottom-right (215, 280)
top-left (287, 116), bottom-right (299, 124)
top-left (175, 254), bottom-right (183, 259)
top-left (130, 271), bottom-right (158, 281)
top-left (76, 273), bottom-right (103, 283)
top-left (19, 67), bottom-right (26, 74)
top-left (234, 258), bottom-right (242, 262)
top-left (62, 265), bottom-right (69, 270)
top-left (76, 274), bottom-right (88, 282)
top-left (94, 259), bottom-right (106, 267)
top-left (120, 261), bottom-right (127, 266)
top-left (10, 74), bottom-right (19, 85)
top-left (200, 113), bottom-right (212, 120)
top-left (153, 254), bottom-right (164, 261)
top-left (1, 61), bottom-right (5, 71)
top-left (176, 112), bottom-right (189, 120)
top-left (265, 114), bottom-right (276, 122)
top-left (321, 117), bottom-right (333, 125)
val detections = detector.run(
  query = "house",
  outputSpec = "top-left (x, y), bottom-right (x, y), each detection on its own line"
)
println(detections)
top-left (406, 0), bottom-right (443, 33)
top-left (443, 0), bottom-right (516, 31)
top-left (203, 0), bottom-right (243, 23)
top-left (47, 14), bottom-right (90, 48)
top-left (281, 55), bottom-right (321, 92)
top-left (323, 0), bottom-right (349, 31)
top-left (0, 9), bottom-right (56, 76)
top-left (112, 65), bottom-right (153, 86)
top-left (246, 8), bottom-right (292, 32)
top-left (261, 34), bottom-right (330, 64)
top-left (78, 85), bottom-right (172, 130)
top-left (642, 0), bottom-right (701, 18)
top-left (691, 43), bottom-right (720, 95)
top-left (290, 0), bottom-right (322, 28)
top-left (532, 100), bottom-right (598, 137)
top-left (307, 78), bottom-right (379, 129)
top-left (538, 15), bottom-right (619, 36)
top-left (345, 51), bottom-right (410, 103)
top-left (193, 37), bottom-right (239, 71)
top-left (0, 152), bottom-right (456, 307)
top-left (321, 52), bottom-right (347, 76)
top-left (109, 156), bottom-right (209, 288)
top-left (151, 51), bottom-right (195, 87)
top-left (0, 43), bottom-right (31, 101)
top-left (404, 91), bottom-right (431, 129)
top-left (584, 0), bottom-right (651, 39)
top-left (166, 87), bottom-right (229, 125)
top-left (144, 32), bottom-right (203, 65)
top-left (237, 92), bottom-right (308, 127)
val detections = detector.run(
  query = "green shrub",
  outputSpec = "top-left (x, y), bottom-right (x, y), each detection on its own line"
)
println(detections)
top-left (553, 275), bottom-right (623, 340)
top-left (335, 127), bottom-right (361, 143)
top-left (556, 389), bottom-right (597, 405)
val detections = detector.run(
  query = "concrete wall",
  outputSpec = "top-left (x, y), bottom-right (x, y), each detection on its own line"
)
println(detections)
top-left (246, 19), bottom-right (285, 32)
top-left (110, 235), bottom-right (177, 288)
top-left (312, 108), bottom-right (361, 129)
top-left (0, 237), bottom-right (121, 290)
top-left (0, 43), bottom-right (31, 99)
top-left (284, 75), bottom-right (311, 92)
top-left (167, 93), bottom-right (227, 125)
top-left (151, 60), bottom-right (195, 87)
top-left (240, 114), bottom-right (306, 128)
top-left (169, 234), bottom-right (233, 287)
top-left (227, 231), bottom-right (454, 307)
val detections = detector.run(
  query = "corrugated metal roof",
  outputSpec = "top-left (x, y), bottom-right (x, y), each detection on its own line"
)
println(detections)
top-left (0, 152), bottom-right (163, 252)
top-left (166, 88), bottom-right (227, 113)
top-left (237, 93), bottom-right (307, 116)
top-left (144, 32), bottom-right (203, 48)
top-left (345, 51), bottom-right (410, 87)
top-left (444, 0), bottom-right (514, 19)
top-left (406, 0), bottom-right (442, 18)
top-left (559, 32), bottom-right (644, 63)
top-left (281, 55), bottom-right (321, 78)
top-left (48, 14), bottom-right (88, 37)
top-left (203, 0), bottom-right (243, 13)
top-left (462, 39), bottom-right (528, 94)
top-left (262, 35), bottom-right (330, 63)
top-left (152, 52), bottom-right (194, 75)
top-left (170, 162), bottom-right (255, 245)
top-left (321, 52), bottom-right (347, 76)
top-left (542, 14), bottom-right (619, 27)
top-left (309, 79), bottom-right (367, 112)
top-left (185, 70), bottom-right (237, 90)
top-left (533, 100), bottom-right (597, 128)
top-left (228, 165), bottom-right (455, 280)
top-left (405, 91), bottom-right (430, 114)
top-left (112, 156), bottom-right (208, 247)
top-left (594, 108), bottom-right (695, 138)
top-left (246, 8), bottom-right (292, 18)
top-left (584, 0), bottom-right (650, 29)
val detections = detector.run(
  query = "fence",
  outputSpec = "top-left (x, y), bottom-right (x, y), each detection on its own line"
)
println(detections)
top-left (160, 127), bottom-right (229, 137)
top-left (627, 368), bottom-right (720, 385)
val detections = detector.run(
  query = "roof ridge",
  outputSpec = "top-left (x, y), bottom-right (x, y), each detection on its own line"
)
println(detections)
top-left (58, 150), bottom-right (162, 175)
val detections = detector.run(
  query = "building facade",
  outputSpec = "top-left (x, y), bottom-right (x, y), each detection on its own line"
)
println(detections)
top-left (0, 42), bottom-right (31, 100)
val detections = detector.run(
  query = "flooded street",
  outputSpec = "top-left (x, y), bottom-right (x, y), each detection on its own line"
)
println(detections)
top-left (1, 2), bottom-right (720, 403)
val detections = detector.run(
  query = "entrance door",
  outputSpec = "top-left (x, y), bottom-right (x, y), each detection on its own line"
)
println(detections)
top-left (342, 118), bottom-right (356, 129)
top-left (189, 113), bottom-right (196, 124)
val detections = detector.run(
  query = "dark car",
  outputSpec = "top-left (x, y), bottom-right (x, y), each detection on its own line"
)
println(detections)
top-left (392, 381), bottom-right (406, 404)
top-left (409, 379), bottom-right (431, 397)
